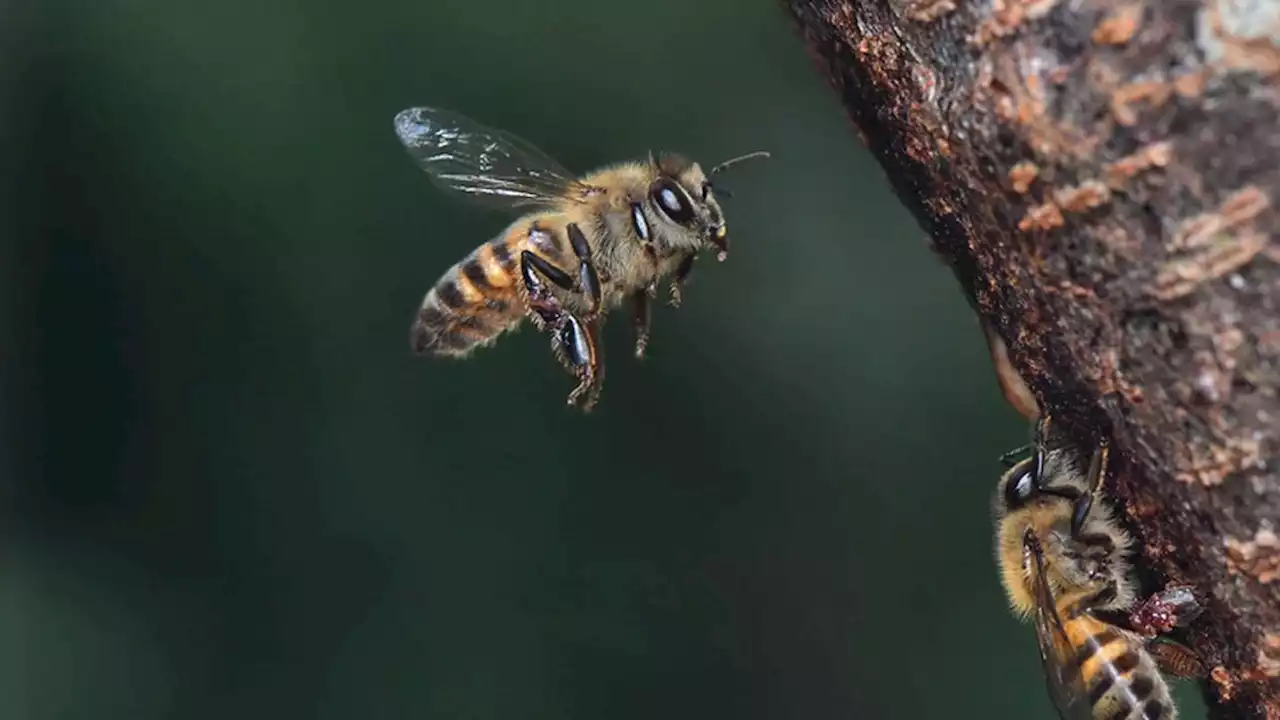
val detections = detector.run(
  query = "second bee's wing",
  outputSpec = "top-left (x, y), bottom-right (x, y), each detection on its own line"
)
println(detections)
top-left (1029, 551), bottom-right (1095, 720)
top-left (393, 106), bottom-right (597, 210)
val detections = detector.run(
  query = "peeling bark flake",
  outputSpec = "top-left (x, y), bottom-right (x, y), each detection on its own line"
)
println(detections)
top-left (1226, 528), bottom-right (1280, 584)
top-left (1152, 230), bottom-right (1269, 301)
top-left (1018, 201), bottom-right (1065, 231)
top-left (1103, 141), bottom-right (1173, 188)
top-left (1009, 161), bottom-right (1040, 193)
top-left (904, 0), bottom-right (957, 23)
top-left (1093, 4), bottom-right (1145, 46)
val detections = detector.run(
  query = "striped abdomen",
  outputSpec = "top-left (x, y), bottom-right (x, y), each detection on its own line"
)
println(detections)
top-left (410, 216), bottom-right (570, 356)
top-left (1065, 615), bottom-right (1175, 720)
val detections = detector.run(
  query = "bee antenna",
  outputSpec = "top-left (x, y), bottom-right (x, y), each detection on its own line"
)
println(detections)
top-left (707, 182), bottom-right (734, 199)
top-left (709, 150), bottom-right (771, 176)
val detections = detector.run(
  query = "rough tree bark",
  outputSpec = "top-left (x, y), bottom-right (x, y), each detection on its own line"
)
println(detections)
top-left (781, 0), bottom-right (1280, 717)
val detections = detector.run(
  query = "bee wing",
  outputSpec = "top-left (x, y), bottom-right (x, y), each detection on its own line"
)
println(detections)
top-left (393, 106), bottom-right (597, 210)
top-left (1030, 561), bottom-right (1095, 720)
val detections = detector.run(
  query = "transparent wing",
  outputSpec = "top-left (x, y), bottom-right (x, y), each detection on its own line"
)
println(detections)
top-left (1029, 546), bottom-right (1095, 720)
top-left (393, 106), bottom-right (594, 210)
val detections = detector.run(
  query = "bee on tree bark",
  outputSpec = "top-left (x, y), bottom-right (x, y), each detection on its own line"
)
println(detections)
top-left (993, 415), bottom-right (1207, 719)
top-left (393, 106), bottom-right (768, 411)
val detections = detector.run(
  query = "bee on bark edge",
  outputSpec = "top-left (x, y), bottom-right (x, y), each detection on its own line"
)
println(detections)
top-left (994, 415), bottom-right (1208, 719)
top-left (394, 106), bottom-right (768, 411)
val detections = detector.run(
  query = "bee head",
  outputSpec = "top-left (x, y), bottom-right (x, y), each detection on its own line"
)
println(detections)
top-left (646, 150), bottom-right (769, 261)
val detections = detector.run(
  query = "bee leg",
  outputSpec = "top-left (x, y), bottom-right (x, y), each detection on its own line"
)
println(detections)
top-left (1030, 413), bottom-right (1053, 486)
top-left (1070, 439), bottom-right (1110, 537)
top-left (520, 250), bottom-right (576, 331)
top-left (554, 312), bottom-right (603, 411)
top-left (520, 251), bottom-right (605, 411)
top-left (1147, 639), bottom-right (1208, 679)
top-left (669, 253), bottom-right (695, 308)
top-left (566, 223), bottom-right (602, 319)
top-left (632, 285), bottom-right (654, 360)
top-left (1128, 585), bottom-right (1204, 637)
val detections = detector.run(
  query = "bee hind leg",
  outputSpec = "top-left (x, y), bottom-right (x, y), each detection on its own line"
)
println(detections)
top-left (1147, 639), bottom-right (1208, 679)
top-left (551, 312), bottom-right (603, 412)
top-left (1128, 585), bottom-right (1204, 637)
top-left (1095, 585), bottom-right (1207, 678)
top-left (520, 250), bottom-right (605, 412)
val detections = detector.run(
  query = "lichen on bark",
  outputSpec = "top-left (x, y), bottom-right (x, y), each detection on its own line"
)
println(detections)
top-left (782, 0), bottom-right (1280, 716)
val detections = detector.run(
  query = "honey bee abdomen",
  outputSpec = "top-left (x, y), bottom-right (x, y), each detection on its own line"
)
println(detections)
top-left (1073, 623), bottom-right (1173, 720)
top-left (410, 237), bottom-right (523, 357)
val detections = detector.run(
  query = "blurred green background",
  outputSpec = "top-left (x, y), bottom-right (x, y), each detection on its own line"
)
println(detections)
top-left (5, 0), bottom-right (1207, 718)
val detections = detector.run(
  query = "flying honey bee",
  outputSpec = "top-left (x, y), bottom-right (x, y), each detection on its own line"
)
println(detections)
top-left (994, 415), bottom-right (1206, 719)
top-left (393, 106), bottom-right (769, 411)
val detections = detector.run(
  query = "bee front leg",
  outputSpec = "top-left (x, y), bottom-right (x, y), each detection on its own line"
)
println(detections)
top-left (1069, 439), bottom-right (1110, 537)
top-left (631, 284), bottom-right (656, 360)
top-left (669, 253), bottom-right (695, 308)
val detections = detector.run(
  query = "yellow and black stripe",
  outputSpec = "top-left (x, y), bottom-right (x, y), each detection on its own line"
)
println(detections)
top-left (1066, 617), bottom-right (1172, 719)
top-left (411, 236), bottom-right (519, 356)
top-left (410, 219), bottom-right (570, 356)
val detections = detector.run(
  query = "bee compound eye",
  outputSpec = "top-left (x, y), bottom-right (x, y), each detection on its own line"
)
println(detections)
top-left (1004, 465), bottom-right (1036, 506)
top-left (650, 178), bottom-right (694, 225)
top-left (1015, 472), bottom-right (1034, 497)
top-left (629, 202), bottom-right (651, 241)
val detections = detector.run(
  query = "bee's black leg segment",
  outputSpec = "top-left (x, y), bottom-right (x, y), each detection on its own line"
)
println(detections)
top-left (554, 312), bottom-right (592, 369)
top-left (521, 250), bottom-right (575, 291)
top-left (1070, 496), bottom-right (1094, 538)
top-left (1071, 439), bottom-right (1109, 537)
top-left (518, 250), bottom-right (604, 411)
top-left (1092, 609), bottom-right (1135, 630)
top-left (632, 286), bottom-right (653, 360)
top-left (669, 253), bottom-right (695, 307)
top-left (554, 312), bottom-right (603, 411)
top-left (1031, 413), bottom-right (1053, 487)
top-left (520, 250), bottom-right (576, 330)
top-left (566, 223), bottom-right (602, 317)
top-left (521, 250), bottom-right (574, 295)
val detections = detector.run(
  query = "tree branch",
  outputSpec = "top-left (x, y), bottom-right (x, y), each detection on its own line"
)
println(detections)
top-left (781, 0), bottom-right (1280, 716)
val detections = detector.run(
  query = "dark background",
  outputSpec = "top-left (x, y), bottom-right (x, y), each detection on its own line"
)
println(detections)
top-left (4, 0), bottom-right (1207, 717)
